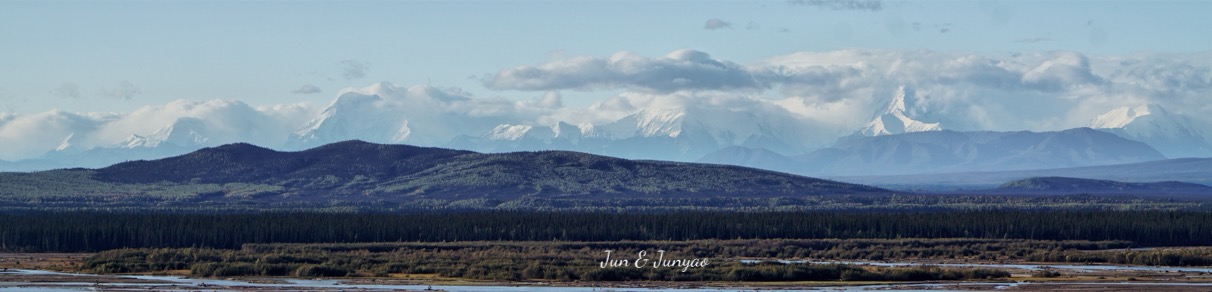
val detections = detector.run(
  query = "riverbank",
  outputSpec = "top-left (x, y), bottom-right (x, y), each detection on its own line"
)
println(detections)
top-left (8, 252), bottom-right (1212, 291)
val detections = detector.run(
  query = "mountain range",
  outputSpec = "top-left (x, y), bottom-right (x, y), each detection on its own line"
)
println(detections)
top-left (2, 83), bottom-right (1209, 178)
top-left (700, 127), bottom-right (1165, 176)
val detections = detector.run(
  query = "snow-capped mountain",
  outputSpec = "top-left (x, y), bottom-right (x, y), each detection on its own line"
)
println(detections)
top-left (857, 86), bottom-right (942, 136)
top-left (451, 96), bottom-right (822, 161)
top-left (289, 83), bottom-right (407, 148)
top-left (31, 116), bottom-right (267, 171)
top-left (287, 82), bottom-right (512, 150)
top-left (116, 117), bottom-right (211, 149)
top-left (700, 127), bottom-right (1167, 177)
top-left (0, 100), bottom-right (305, 171)
top-left (1088, 104), bottom-right (1212, 158)
top-left (0, 81), bottom-right (1193, 174)
top-left (446, 122), bottom-right (598, 153)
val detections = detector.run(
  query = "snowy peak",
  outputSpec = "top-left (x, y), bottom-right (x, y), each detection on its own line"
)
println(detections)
top-left (484, 122), bottom-right (587, 142)
top-left (597, 107), bottom-right (688, 140)
top-left (150, 117), bottom-right (210, 147)
top-left (1088, 104), bottom-right (1211, 158)
top-left (1088, 104), bottom-right (1166, 129)
top-left (287, 82), bottom-right (496, 150)
top-left (487, 124), bottom-right (534, 141)
top-left (115, 118), bottom-right (211, 149)
top-left (881, 85), bottom-right (909, 114)
top-left (858, 86), bottom-right (942, 136)
top-left (289, 89), bottom-right (397, 147)
top-left (55, 133), bottom-right (76, 152)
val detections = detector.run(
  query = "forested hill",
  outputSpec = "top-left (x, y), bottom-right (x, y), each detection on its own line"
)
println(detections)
top-left (991, 177), bottom-right (1212, 198)
top-left (1, 141), bottom-right (887, 208)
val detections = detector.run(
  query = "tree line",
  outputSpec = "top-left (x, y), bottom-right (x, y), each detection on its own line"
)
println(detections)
top-left (3, 210), bottom-right (1212, 252)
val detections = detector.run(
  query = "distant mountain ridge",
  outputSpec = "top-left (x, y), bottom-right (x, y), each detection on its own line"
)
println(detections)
top-left (5, 84), bottom-right (1203, 176)
top-left (448, 98), bottom-right (820, 161)
top-left (700, 127), bottom-right (1166, 176)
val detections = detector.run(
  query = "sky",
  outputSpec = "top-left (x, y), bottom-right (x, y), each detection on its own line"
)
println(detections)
top-left (2, 0), bottom-right (1210, 114)
top-left (1, 0), bottom-right (1212, 162)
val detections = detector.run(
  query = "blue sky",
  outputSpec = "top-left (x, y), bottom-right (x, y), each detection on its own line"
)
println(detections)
top-left (2, 0), bottom-right (1210, 114)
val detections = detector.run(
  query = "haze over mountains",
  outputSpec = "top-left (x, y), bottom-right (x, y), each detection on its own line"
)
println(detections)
top-left (3, 50), bottom-right (1212, 175)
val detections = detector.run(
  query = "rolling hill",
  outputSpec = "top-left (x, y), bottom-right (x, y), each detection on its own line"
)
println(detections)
top-left (0, 141), bottom-right (888, 209)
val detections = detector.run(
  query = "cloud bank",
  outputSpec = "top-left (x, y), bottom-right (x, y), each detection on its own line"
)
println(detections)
top-left (489, 49), bottom-right (1212, 132)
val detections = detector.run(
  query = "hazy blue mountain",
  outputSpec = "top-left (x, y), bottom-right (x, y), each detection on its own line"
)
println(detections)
top-left (696, 146), bottom-right (803, 174)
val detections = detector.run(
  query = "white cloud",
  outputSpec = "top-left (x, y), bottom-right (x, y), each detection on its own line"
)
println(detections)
top-left (481, 48), bottom-right (1212, 134)
top-left (291, 82), bottom-right (555, 147)
top-left (704, 18), bottom-right (732, 30)
top-left (0, 100), bottom-right (319, 161)
top-left (291, 84), bottom-right (322, 94)
top-left (762, 50), bottom-right (1212, 132)
top-left (0, 110), bottom-right (109, 160)
top-left (93, 99), bottom-right (313, 149)
top-left (486, 49), bottom-right (769, 93)
top-left (51, 82), bottom-right (81, 99)
top-left (340, 60), bottom-right (368, 80)
top-left (97, 80), bottom-right (141, 100)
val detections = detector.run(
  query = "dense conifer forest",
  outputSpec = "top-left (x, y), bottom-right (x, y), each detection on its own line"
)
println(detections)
top-left (3, 210), bottom-right (1211, 252)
